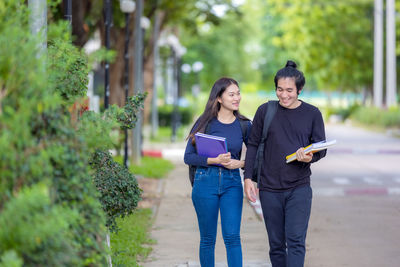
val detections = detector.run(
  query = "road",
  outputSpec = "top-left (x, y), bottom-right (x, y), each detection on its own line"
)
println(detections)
top-left (307, 123), bottom-right (400, 267)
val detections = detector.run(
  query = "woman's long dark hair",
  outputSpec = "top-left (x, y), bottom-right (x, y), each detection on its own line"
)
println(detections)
top-left (187, 77), bottom-right (249, 144)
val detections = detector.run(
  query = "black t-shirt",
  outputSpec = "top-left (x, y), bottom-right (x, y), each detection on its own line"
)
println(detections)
top-left (244, 100), bottom-right (326, 192)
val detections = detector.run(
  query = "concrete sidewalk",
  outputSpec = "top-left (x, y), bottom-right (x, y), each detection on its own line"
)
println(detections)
top-left (142, 152), bottom-right (271, 267)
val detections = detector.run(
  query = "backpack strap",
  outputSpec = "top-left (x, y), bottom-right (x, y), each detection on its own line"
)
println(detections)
top-left (238, 118), bottom-right (249, 160)
top-left (260, 101), bottom-right (278, 144)
top-left (205, 122), bottom-right (211, 134)
top-left (254, 100), bottom-right (278, 185)
top-left (239, 119), bottom-right (248, 142)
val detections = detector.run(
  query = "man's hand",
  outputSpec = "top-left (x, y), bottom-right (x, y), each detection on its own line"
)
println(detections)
top-left (244, 179), bottom-right (258, 203)
top-left (296, 147), bottom-right (313, 163)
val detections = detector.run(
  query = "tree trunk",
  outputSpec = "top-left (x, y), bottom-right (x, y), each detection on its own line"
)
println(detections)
top-left (109, 28), bottom-right (126, 107)
top-left (143, 52), bottom-right (154, 124)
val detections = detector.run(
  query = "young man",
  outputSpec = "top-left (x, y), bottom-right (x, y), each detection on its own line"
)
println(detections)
top-left (243, 60), bottom-right (327, 267)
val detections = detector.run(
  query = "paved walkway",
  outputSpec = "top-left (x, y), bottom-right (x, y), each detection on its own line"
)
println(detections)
top-left (141, 122), bottom-right (400, 266)
top-left (141, 143), bottom-right (271, 267)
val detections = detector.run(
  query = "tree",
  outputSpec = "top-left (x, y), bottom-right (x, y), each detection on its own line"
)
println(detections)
top-left (53, 0), bottom-right (237, 124)
top-left (267, 0), bottom-right (374, 94)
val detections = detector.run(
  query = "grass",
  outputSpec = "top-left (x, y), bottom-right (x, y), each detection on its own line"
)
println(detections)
top-left (110, 208), bottom-right (155, 267)
top-left (130, 156), bottom-right (174, 179)
top-left (149, 126), bottom-right (188, 143)
top-left (114, 155), bottom-right (174, 179)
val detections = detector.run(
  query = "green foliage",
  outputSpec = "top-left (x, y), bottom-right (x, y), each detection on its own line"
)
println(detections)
top-left (78, 93), bottom-right (147, 152)
top-left (267, 0), bottom-right (373, 91)
top-left (326, 103), bottom-right (400, 129)
top-left (325, 103), bottom-right (361, 121)
top-left (48, 39), bottom-right (89, 103)
top-left (157, 105), bottom-right (194, 126)
top-left (90, 150), bottom-right (142, 233)
top-left (111, 209), bottom-right (155, 266)
top-left (117, 93), bottom-right (147, 129)
top-left (350, 106), bottom-right (400, 128)
top-left (0, 250), bottom-right (23, 267)
top-left (0, 184), bottom-right (80, 266)
top-left (0, 1), bottom-right (144, 265)
top-left (180, 1), bottom-right (260, 92)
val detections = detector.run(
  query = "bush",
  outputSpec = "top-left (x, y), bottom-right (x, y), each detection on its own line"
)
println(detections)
top-left (0, 184), bottom-right (80, 266)
top-left (350, 106), bottom-right (400, 128)
top-left (0, 1), bottom-right (145, 265)
top-left (0, 6), bottom-right (109, 263)
top-left (90, 150), bottom-right (142, 232)
top-left (157, 105), bottom-right (194, 126)
top-left (325, 103), bottom-right (360, 121)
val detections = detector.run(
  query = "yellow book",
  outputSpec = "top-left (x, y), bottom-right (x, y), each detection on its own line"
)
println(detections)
top-left (286, 140), bottom-right (337, 163)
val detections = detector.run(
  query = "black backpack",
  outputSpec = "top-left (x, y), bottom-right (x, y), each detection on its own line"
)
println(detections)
top-left (188, 119), bottom-right (249, 187)
top-left (251, 100), bottom-right (278, 184)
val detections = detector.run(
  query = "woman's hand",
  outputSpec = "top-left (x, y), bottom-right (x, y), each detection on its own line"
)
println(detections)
top-left (296, 147), bottom-right (313, 163)
top-left (221, 159), bottom-right (244, 169)
top-left (207, 152), bottom-right (231, 165)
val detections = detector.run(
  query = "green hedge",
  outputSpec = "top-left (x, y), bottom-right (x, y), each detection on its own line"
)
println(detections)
top-left (350, 106), bottom-right (400, 128)
top-left (326, 103), bottom-right (400, 128)
top-left (157, 105), bottom-right (194, 126)
top-left (0, 1), bottom-right (145, 265)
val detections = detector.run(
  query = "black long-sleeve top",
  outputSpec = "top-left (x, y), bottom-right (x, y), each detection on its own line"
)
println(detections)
top-left (243, 100), bottom-right (326, 192)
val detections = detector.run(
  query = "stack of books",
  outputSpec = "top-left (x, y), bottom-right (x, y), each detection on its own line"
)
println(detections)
top-left (286, 140), bottom-right (337, 163)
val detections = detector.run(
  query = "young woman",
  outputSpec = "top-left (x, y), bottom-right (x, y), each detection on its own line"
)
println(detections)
top-left (184, 77), bottom-right (251, 267)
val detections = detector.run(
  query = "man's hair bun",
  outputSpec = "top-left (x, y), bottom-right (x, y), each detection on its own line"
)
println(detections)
top-left (285, 60), bottom-right (297, 69)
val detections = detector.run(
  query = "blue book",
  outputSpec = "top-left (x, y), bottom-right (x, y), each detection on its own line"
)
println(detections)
top-left (194, 132), bottom-right (228, 159)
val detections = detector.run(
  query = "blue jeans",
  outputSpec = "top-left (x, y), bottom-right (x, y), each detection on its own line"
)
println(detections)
top-left (259, 185), bottom-right (312, 267)
top-left (192, 166), bottom-right (243, 267)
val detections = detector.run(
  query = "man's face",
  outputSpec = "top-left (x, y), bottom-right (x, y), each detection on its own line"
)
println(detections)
top-left (276, 77), bottom-right (300, 109)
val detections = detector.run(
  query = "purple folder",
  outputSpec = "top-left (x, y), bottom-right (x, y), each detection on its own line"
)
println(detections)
top-left (194, 132), bottom-right (228, 158)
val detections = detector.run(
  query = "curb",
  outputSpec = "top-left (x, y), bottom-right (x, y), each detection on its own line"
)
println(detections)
top-left (142, 149), bottom-right (185, 159)
top-left (314, 187), bottom-right (400, 197)
top-left (329, 148), bottom-right (400, 154)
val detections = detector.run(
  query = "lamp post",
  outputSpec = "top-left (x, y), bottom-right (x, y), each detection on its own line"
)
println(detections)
top-left (64, 0), bottom-right (72, 23)
top-left (181, 61), bottom-right (202, 113)
top-left (104, 0), bottom-right (112, 109)
top-left (166, 35), bottom-right (186, 142)
top-left (28, 0), bottom-right (47, 57)
top-left (373, 0), bottom-right (383, 108)
top-left (386, 0), bottom-right (397, 107)
top-left (120, 0), bottom-right (135, 168)
top-left (132, 0), bottom-right (144, 165)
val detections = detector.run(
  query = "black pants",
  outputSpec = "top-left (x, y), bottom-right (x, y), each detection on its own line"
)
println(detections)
top-left (259, 185), bottom-right (312, 267)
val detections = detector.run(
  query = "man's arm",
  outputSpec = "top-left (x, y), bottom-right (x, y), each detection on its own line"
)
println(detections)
top-left (310, 109), bottom-right (327, 163)
top-left (243, 104), bottom-right (267, 202)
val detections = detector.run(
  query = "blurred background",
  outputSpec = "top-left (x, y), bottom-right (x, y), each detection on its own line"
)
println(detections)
top-left (55, 0), bottom-right (399, 153)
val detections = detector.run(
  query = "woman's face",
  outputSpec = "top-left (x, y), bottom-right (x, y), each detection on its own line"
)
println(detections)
top-left (217, 83), bottom-right (241, 112)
